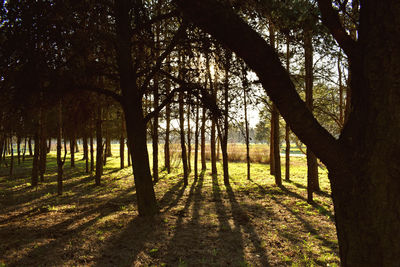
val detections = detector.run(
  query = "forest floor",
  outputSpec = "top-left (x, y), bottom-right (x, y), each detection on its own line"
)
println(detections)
top-left (0, 150), bottom-right (339, 266)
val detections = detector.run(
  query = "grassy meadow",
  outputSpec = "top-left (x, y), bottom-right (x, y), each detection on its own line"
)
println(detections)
top-left (0, 144), bottom-right (339, 266)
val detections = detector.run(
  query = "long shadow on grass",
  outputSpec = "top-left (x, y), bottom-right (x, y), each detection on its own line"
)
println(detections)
top-left (208, 174), bottom-right (247, 266)
top-left (6, 187), bottom-right (136, 267)
top-left (252, 182), bottom-right (337, 251)
top-left (285, 180), bottom-right (331, 198)
top-left (225, 182), bottom-right (270, 266)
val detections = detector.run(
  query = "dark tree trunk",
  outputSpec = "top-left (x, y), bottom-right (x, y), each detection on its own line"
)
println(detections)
top-left (28, 137), bottom-right (32, 156)
top-left (200, 107), bottom-right (206, 171)
top-left (120, 113), bottom-right (125, 170)
top-left (17, 135), bottom-right (21, 165)
top-left (179, 91), bottom-right (189, 186)
top-left (127, 139), bottom-right (131, 167)
top-left (152, 76), bottom-right (159, 182)
top-left (90, 130), bottom-right (94, 174)
top-left (272, 104), bottom-right (282, 186)
top-left (194, 100), bottom-right (200, 180)
top-left (70, 133), bottom-right (75, 168)
top-left (115, 0), bottom-right (157, 216)
top-left (31, 132), bottom-right (40, 187)
top-left (285, 37), bottom-right (291, 181)
top-left (95, 106), bottom-right (103, 186)
top-left (243, 87), bottom-right (251, 180)
top-left (83, 133), bottom-right (89, 173)
top-left (105, 135), bottom-right (112, 157)
top-left (269, 111), bottom-right (275, 175)
top-left (164, 84), bottom-right (171, 173)
top-left (304, 28), bottom-right (319, 202)
top-left (22, 137), bottom-right (27, 162)
top-left (47, 138), bottom-right (51, 153)
top-left (187, 101), bottom-right (191, 172)
top-left (57, 100), bottom-right (63, 195)
top-left (39, 110), bottom-right (47, 182)
top-left (9, 137), bottom-right (13, 177)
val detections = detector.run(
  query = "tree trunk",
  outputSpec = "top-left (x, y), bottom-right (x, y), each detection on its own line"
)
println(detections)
top-left (105, 135), bottom-right (112, 157)
top-left (164, 81), bottom-right (171, 173)
top-left (187, 101), bottom-right (191, 172)
top-left (95, 106), bottom-right (103, 186)
top-left (31, 132), bottom-right (39, 187)
top-left (304, 28), bottom-right (319, 202)
top-left (115, 0), bottom-right (157, 216)
top-left (243, 86), bottom-right (251, 180)
top-left (17, 135), bottom-right (21, 165)
top-left (285, 36), bottom-right (291, 181)
top-left (9, 137), bottom-right (13, 178)
top-left (269, 111), bottom-right (275, 175)
top-left (70, 133), bottom-right (75, 168)
top-left (179, 91), bottom-right (189, 186)
top-left (28, 137), bottom-right (32, 156)
top-left (22, 137), bottom-right (27, 162)
top-left (272, 104), bottom-right (282, 186)
top-left (57, 100), bottom-right (63, 195)
top-left (90, 129), bottom-right (94, 174)
top-left (152, 76), bottom-right (159, 182)
top-left (120, 113), bottom-right (125, 170)
top-left (83, 133), bottom-right (89, 173)
top-left (200, 107), bottom-right (206, 171)
top-left (194, 100), bottom-right (200, 180)
top-left (39, 109), bottom-right (47, 182)
top-left (47, 138), bottom-right (51, 153)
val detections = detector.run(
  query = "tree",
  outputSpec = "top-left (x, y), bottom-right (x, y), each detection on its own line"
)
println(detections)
top-left (176, 0), bottom-right (400, 265)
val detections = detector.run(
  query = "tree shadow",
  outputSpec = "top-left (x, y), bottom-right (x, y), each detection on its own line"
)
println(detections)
top-left (225, 182), bottom-right (270, 266)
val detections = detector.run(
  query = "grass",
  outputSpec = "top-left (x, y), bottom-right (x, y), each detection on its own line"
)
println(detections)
top-left (0, 144), bottom-right (339, 266)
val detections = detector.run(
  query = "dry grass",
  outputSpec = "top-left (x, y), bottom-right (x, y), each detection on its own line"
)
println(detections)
top-left (168, 143), bottom-right (270, 164)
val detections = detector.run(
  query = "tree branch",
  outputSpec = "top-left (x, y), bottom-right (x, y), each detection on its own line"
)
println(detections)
top-left (139, 22), bottom-right (188, 94)
top-left (317, 0), bottom-right (358, 59)
top-left (175, 0), bottom-right (350, 169)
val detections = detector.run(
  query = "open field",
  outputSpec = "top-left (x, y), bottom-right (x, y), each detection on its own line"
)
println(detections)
top-left (0, 147), bottom-right (339, 266)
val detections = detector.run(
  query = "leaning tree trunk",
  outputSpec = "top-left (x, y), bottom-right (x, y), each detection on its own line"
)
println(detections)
top-left (176, 0), bottom-right (400, 264)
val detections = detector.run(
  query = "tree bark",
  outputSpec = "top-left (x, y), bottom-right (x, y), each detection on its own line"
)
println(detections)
top-left (179, 90), bottom-right (189, 186)
top-left (194, 99), bottom-right (200, 180)
top-left (57, 100), bottom-right (63, 195)
top-left (304, 27), bottom-right (320, 202)
top-left (9, 137), bottom-right (13, 178)
top-left (95, 106), bottom-right (103, 186)
top-left (28, 137), bottom-right (32, 156)
top-left (164, 71), bottom-right (171, 173)
top-left (31, 132), bottom-right (40, 187)
top-left (115, 0), bottom-right (157, 216)
top-left (285, 37), bottom-right (291, 181)
top-left (39, 109), bottom-right (47, 182)
top-left (272, 104), bottom-right (282, 186)
top-left (17, 135), bottom-right (21, 165)
top-left (200, 107), bottom-right (207, 171)
top-left (120, 113), bottom-right (125, 169)
top-left (70, 133), bottom-right (75, 168)
top-left (152, 74), bottom-right (159, 182)
top-left (244, 87), bottom-right (251, 180)
top-left (187, 100), bottom-right (191, 172)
